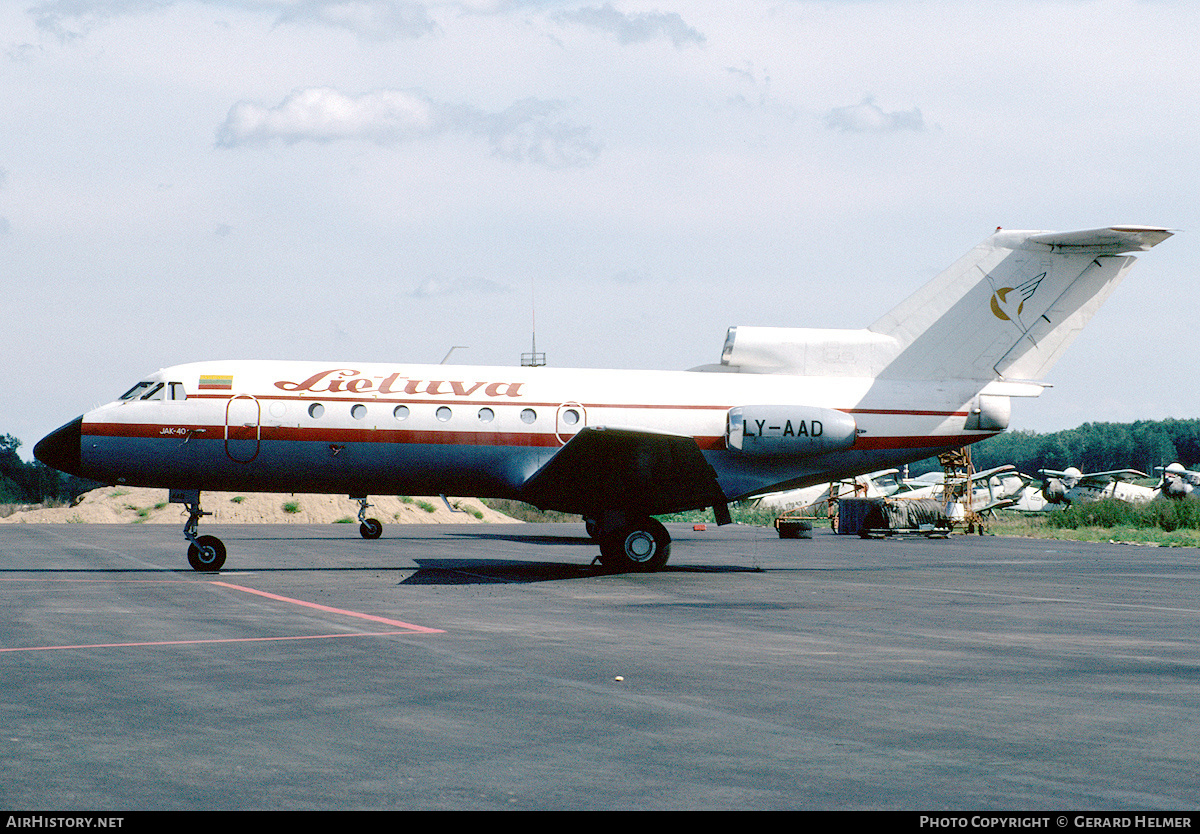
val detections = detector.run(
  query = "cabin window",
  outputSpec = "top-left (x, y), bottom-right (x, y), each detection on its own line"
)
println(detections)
top-left (520, 408), bottom-right (537, 424)
top-left (393, 405), bottom-right (409, 421)
top-left (436, 406), bottom-right (452, 422)
top-left (351, 404), bottom-right (367, 420)
top-left (478, 408), bottom-right (494, 423)
top-left (308, 403), bottom-right (325, 419)
top-left (561, 408), bottom-right (580, 425)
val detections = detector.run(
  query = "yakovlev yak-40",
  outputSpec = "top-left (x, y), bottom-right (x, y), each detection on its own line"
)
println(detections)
top-left (35, 225), bottom-right (1172, 572)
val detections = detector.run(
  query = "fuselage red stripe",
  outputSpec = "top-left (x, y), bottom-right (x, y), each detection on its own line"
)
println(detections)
top-left (82, 422), bottom-right (992, 453)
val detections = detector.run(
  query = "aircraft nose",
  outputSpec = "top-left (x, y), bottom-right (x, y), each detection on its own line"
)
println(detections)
top-left (34, 416), bottom-right (84, 477)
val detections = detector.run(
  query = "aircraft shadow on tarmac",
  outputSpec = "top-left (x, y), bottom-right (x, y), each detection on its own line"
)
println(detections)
top-left (402, 559), bottom-right (603, 584)
top-left (443, 531), bottom-right (597, 546)
top-left (401, 559), bottom-right (760, 585)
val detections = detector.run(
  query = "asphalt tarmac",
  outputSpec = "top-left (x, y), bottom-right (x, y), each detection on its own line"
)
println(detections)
top-left (2, 522), bottom-right (1198, 811)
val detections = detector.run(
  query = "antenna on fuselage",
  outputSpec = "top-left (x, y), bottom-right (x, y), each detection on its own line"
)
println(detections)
top-left (521, 275), bottom-right (546, 367)
top-left (440, 346), bottom-right (469, 364)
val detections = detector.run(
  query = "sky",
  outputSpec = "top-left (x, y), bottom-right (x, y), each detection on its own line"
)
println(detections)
top-left (2, 0), bottom-right (1197, 460)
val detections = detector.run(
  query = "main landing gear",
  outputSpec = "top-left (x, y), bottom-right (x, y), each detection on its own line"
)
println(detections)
top-left (587, 514), bottom-right (671, 572)
top-left (354, 495), bottom-right (383, 539)
top-left (170, 489), bottom-right (227, 572)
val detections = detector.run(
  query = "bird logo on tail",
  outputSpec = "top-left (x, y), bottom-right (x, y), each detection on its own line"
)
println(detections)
top-left (990, 272), bottom-right (1045, 322)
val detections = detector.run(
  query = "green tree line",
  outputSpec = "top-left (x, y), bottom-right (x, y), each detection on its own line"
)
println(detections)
top-left (0, 434), bottom-right (99, 505)
top-left (915, 418), bottom-right (1200, 478)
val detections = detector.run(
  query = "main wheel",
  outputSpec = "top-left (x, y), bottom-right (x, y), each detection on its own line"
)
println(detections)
top-left (598, 518), bottom-right (671, 572)
top-left (187, 535), bottom-right (227, 572)
top-left (359, 518), bottom-right (383, 539)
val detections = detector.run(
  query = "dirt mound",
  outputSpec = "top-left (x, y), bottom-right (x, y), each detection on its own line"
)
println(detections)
top-left (0, 487), bottom-right (520, 526)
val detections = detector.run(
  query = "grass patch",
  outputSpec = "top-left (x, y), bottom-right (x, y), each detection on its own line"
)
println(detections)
top-left (479, 499), bottom-right (580, 523)
top-left (334, 516), bottom-right (354, 523)
top-left (416, 500), bottom-right (437, 513)
top-left (230, 496), bottom-right (246, 504)
top-left (656, 502), bottom-right (794, 527)
top-left (987, 503), bottom-right (1200, 547)
top-left (1046, 497), bottom-right (1200, 532)
top-left (282, 501), bottom-right (301, 514)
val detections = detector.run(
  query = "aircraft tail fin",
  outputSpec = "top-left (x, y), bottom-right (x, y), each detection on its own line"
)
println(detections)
top-left (707, 226), bottom-right (1170, 384)
top-left (868, 225), bottom-right (1172, 382)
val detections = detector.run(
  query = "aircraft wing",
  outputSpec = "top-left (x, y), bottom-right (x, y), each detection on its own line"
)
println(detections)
top-left (1078, 469), bottom-right (1149, 487)
top-left (938, 464), bottom-right (1018, 486)
top-left (519, 426), bottom-right (727, 519)
top-left (968, 465), bottom-right (1016, 482)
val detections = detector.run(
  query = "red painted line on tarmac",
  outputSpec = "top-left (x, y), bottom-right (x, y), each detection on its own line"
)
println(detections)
top-left (210, 581), bottom-right (444, 633)
top-left (0, 631), bottom-right (426, 654)
top-left (0, 579), bottom-right (443, 653)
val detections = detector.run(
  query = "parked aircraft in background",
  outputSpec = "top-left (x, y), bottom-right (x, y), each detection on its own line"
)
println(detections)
top-left (1038, 467), bottom-right (1155, 506)
top-left (897, 465), bottom-right (1036, 514)
top-left (1157, 463), bottom-right (1200, 499)
top-left (752, 468), bottom-right (903, 511)
top-left (1008, 484), bottom-right (1051, 513)
top-left (35, 225), bottom-right (1171, 572)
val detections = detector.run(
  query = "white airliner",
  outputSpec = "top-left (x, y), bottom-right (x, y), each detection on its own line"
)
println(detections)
top-left (34, 225), bottom-right (1172, 572)
top-left (1039, 467), bottom-right (1155, 505)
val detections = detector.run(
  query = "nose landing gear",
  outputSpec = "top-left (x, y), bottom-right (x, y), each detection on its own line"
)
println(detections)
top-left (171, 489), bottom-right (227, 572)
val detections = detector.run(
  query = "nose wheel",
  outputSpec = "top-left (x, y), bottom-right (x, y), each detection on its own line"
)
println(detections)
top-left (172, 489), bottom-right (227, 572)
top-left (187, 535), bottom-right (227, 572)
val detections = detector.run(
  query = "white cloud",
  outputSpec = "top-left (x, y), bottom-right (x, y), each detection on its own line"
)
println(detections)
top-left (481, 97), bottom-right (602, 168)
top-left (823, 96), bottom-right (924, 134)
top-left (408, 275), bottom-right (510, 298)
top-left (273, 0), bottom-right (437, 40)
top-left (215, 87), bottom-right (601, 167)
top-left (556, 3), bottom-right (704, 48)
top-left (216, 87), bottom-right (438, 145)
top-left (28, 0), bottom-right (160, 39)
top-left (28, 0), bottom-right (436, 41)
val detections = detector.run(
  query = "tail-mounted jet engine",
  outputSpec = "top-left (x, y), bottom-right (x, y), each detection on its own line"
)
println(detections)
top-left (726, 405), bottom-right (857, 456)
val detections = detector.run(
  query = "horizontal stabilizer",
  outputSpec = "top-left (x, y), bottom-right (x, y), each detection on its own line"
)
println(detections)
top-left (1020, 226), bottom-right (1174, 254)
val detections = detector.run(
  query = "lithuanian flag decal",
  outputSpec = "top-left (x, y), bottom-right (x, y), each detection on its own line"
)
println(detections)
top-left (198, 375), bottom-right (234, 391)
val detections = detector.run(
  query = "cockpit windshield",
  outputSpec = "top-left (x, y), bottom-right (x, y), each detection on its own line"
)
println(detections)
top-left (119, 381), bottom-right (186, 401)
top-left (120, 381), bottom-right (158, 400)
